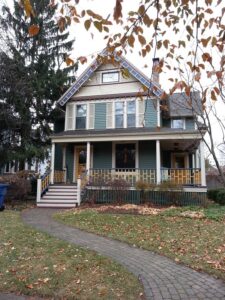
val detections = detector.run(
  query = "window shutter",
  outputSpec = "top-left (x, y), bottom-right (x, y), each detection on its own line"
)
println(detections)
top-left (66, 103), bottom-right (74, 130)
top-left (88, 103), bottom-right (95, 129)
top-left (138, 100), bottom-right (145, 127)
top-left (106, 102), bottom-right (113, 128)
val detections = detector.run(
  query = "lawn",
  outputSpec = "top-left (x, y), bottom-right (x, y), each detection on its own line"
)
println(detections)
top-left (55, 204), bottom-right (225, 281)
top-left (0, 210), bottom-right (143, 299)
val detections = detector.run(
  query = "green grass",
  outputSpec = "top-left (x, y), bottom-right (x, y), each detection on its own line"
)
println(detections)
top-left (55, 205), bottom-right (225, 281)
top-left (0, 211), bottom-right (143, 299)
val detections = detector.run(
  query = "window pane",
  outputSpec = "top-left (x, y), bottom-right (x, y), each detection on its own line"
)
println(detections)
top-left (77, 105), bottom-right (86, 117)
top-left (116, 115), bottom-right (123, 128)
top-left (102, 72), bottom-right (119, 83)
top-left (172, 119), bottom-right (184, 129)
top-left (116, 143), bottom-right (136, 169)
top-left (127, 114), bottom-right (135, 127)
top-left (127, 101), bottom-right (135, 114)
top-left (76, 117), bottom-right (86, 129)
top-left (115, 102), bottom-right (123, 114)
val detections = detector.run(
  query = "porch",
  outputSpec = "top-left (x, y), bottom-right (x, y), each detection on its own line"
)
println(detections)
top-left (50, 139), bottom-right (206, 188)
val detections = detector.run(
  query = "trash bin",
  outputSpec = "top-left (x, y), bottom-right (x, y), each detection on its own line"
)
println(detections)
top-left (0, 184), bottom-right (9, 211)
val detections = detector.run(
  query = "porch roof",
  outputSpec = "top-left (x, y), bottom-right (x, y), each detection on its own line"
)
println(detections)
top-left (51, 127), bottom-right (203, 143)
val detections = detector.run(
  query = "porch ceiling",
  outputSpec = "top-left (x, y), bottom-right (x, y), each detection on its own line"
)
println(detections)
top-left (51, 128), bottom-right (202, 143)
top-left (161, 139), bottom-right (200, 152)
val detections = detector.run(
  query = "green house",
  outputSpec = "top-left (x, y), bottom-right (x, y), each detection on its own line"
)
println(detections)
top-left (37, 50), bottom-right (207, 207)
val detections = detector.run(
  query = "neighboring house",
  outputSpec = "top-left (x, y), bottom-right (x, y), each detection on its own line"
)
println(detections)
top-left (37, 50), bottom-right (207, 207)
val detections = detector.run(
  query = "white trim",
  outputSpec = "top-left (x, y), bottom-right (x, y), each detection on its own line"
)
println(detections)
top-left (112, 142), bottom-right (116, 168)
top-left (52, 132), bottom-right (203, 144)
top-left (200, 140), bottom-right (206, 186)
top-left (157, 98), bottom-right (161, 127)
top-left (50, 143), bottom-right (55, 184)
top-left (156, 140), bottom-right (161, 184)
top-left (86, 142), bottom-right (91, 175)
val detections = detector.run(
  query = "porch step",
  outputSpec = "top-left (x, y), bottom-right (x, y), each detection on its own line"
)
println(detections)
top-left (37, 184), bottom-right (79, 208)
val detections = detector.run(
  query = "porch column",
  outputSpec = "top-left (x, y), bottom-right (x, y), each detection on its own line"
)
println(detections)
top-left (157, 98), bottom-right (161, 127)
top-left (192, 153), bottom-right (195, 169)
top-left (156, 140), bottom-right (161, 184)
top-left (195, 148), bottom-right (200, 168)
top-left (62, 144), bottom-right (67, 183)
top-left (50, 142), bottom-right (55, 184)
top-left (200, 140), bottom-right (206, 186)
top-left (86, 141), bottom-right (91, 175)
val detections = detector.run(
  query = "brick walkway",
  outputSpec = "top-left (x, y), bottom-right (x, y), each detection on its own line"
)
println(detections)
top-left (20, 208), bottom-right (225, 300)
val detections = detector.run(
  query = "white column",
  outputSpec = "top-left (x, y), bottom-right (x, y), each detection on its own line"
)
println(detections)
top-left (157, 98), bottom-right (161, 127)
top-left (86, 142), bottom-right (91, 175)
top-left (156, 140), bottom-right (161, 184)
top-left (36, 178), bottom-right (41, 203)
top-left (62, 145), bottom-right (67, 183)
top-left (192, 153), bottom-right (195, 169)
top-left (50, 142), bottom-right (55, 184)
top-left (200, 140), bottom-right (206, 186)
top-left (195, 148), bottom-right (200, 168)
top-left (77, 177), bottom-right (81, 206)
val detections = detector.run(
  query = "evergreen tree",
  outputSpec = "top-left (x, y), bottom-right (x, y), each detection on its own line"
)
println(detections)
top-left (0, 0), bottom-right (77, 169)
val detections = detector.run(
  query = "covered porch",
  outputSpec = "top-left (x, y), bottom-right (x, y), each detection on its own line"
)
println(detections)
top-left (50, 137), bottom-right (206, 188)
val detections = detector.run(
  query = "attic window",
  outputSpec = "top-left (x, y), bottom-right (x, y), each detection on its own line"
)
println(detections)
top-left (102, 71), bottom-right (119, 83)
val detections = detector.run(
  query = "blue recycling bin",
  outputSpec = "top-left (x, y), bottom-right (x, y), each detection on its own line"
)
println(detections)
top-left (0, 184), bottom-right (9, 211)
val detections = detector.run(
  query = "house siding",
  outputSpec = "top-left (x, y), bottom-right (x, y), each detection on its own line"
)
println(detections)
top-left (139, 141), bottom-right (156, 169)
top-left (145, 99), bottom-right (157, 128)
top-left (93, 142), bottom-right (112, 168)
top-left (186, 118), bottom-right (195, 130)
top-left (66, 144), bottom-right (74, 182)
top-left (94, 103), bottom-right (106, 129)
top-left (55, 144), bottom-right (63, 170)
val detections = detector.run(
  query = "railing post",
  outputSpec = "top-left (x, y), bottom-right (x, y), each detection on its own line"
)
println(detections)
top-left (50, 142), bottom-right (55, 184)
top-left (77, 176), bottom-right (81, 206)
top-left (156, 140), bottom-right (161, 184)
top-left (36, 178), bottom-right (42, 203)
top-left (200, 140), bottom-right (206, 186)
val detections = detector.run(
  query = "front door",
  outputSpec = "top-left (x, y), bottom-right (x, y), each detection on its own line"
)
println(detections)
top-left (171, 153), bottom-right (189, 185)
top-left (75, 147), bottom-right (87, 181)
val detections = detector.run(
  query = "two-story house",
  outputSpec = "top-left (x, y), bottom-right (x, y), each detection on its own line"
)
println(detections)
top-left (36, 50), bottom-right (207, 207)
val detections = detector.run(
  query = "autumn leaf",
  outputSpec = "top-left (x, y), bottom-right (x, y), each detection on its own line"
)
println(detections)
top-left (28, 24), bottom-right (40, 37)
top-left (138, 35), bottom-right (146, 46)
top-left (21, 0), bottom-right (35, 18)
top-left (78, 56), bottom-right (87, 64)
top-left (84, 19), bottom-right (91, 31)
top-left (128, 35), bottom-right (135, 47)
top-left (113, 0), bottom-right (123, 23)
top-left (65, 57), bottom-right (74, 66)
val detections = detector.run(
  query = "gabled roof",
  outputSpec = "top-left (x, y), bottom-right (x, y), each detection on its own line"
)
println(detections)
top-left (57, 49), bottom-right (164, 106)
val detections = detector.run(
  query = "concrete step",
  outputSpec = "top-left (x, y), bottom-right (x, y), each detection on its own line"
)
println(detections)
top-left (44, 192), bottom-right (77, 196)
top-left (39, 199), bottom-right (78, 203)
top-left (49, 185), bottom-right (77, 189)
top-left (42, 195), bottom-right (77, 200)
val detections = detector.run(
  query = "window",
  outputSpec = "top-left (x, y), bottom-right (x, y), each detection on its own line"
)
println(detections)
top-left (127, 101), bottom-right (136, 127)
top-left (116, 143), bottom-right (136, 169)
top-left (102, 71), bottom-right (119, 83)
top-left (171, 119), bottom-right (185, 129)
top-left (76, 104), bottom-right (86, 129)
top-left (115, 102), bottom-right (124, 128)
top-left (114, 100), bottom-right (136, 128)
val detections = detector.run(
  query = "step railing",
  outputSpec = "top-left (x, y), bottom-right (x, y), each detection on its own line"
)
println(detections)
top-left (36, 170), bottom-right (51, 203)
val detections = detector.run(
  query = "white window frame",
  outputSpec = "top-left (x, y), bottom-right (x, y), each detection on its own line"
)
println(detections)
top-left (114, 99), bottom-right (137, 129)
top-left (101, 71), bottom-right (120, 84)
top-left (171, 118), bottom-right (185, 129)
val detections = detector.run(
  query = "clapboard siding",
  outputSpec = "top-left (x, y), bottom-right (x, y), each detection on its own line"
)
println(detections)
top-left (145, 99), bottom-right (157, 128)
top-left (139, 141), bottom-right (156, 169)
top-left (93, 142), bottom-right (112, 169)
top-left (95, 103), bottom-right (106, 129)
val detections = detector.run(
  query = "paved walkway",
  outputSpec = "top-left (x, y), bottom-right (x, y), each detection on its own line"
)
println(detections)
top-left (20, 208), bottom-right (225, 300)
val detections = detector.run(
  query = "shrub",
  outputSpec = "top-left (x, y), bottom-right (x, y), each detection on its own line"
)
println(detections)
top-left (216, 190), bottom-right (225, 205)
top-left (207, 188), bottom-right (224, 201)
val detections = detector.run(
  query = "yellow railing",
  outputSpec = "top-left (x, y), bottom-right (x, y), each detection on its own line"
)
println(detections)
top-left (161, 169), bottom-right (201, 185)
top-left (54, 170), bottom-right (65, 183)
top-left (41, 173), bottom-right (50, 194)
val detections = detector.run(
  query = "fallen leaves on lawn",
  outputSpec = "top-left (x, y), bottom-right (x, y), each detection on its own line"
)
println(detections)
top-left (180, 210), bottom-right (205, 219)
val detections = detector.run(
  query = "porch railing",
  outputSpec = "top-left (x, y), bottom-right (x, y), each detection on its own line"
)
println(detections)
top-left (161, 168), bottom-right (201, 186)
top-left (88, 168), bottom-right (156, 186)
top-left (36, 170), bottom-right (51, 203)
top-left (54, 169), bottom-right (66, 183)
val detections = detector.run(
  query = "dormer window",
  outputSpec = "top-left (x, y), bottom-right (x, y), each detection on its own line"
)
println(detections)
top-left (102, 71), bottom-right (119, 83)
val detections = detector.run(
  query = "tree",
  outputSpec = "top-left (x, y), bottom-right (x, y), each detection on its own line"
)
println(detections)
top-left (0, 0), bottom-right (77, 169)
